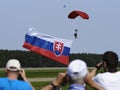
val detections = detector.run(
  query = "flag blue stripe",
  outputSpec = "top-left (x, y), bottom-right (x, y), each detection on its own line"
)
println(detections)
top-left (25, 34), bottom-right (70, 56)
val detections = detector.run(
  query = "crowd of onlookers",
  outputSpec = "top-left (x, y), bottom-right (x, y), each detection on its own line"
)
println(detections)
top-left (0, 51), bottom-right (120, 90)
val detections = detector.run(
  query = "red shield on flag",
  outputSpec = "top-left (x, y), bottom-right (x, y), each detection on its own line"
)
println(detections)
top-left (53, 41), bottom-right (64, 56)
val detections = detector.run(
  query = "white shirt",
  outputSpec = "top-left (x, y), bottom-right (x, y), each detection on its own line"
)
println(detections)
top-left (93, 71), bottom-right (120, 90)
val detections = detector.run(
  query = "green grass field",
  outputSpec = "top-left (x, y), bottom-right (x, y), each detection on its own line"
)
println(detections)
top-left (0, 68), bottom-right (66, 78)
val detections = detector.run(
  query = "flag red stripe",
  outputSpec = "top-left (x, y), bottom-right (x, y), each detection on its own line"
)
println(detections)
top-left (23, 42), bottom-right (69, 65)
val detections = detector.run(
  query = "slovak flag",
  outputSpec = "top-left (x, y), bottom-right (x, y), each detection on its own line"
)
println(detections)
top-left (23, 30), bottom-right (72, 65)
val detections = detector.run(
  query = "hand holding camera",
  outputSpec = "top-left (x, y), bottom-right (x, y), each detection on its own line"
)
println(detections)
top-left (95, 61), bottom-right (103, 70)
top-left (18, 69), bottom-right (28, 81)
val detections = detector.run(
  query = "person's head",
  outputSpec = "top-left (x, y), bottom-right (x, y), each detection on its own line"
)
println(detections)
top-left (103, 51), bottom-right (119, 72)
top-left (67, 59), bottom-right (88, 84)
top-left (5, 59), bottom-right (21, 79)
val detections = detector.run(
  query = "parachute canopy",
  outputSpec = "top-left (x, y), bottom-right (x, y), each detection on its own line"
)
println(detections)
top-left (68, 10), bottom-right (89, 19)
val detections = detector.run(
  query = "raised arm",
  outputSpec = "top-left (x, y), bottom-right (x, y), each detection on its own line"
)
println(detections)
top-left (90, 61), bottom-right (103, 77)
top-left (41, 72), bottom-right (66, 90)
top-left (85, 72), bottom-right (104, 90)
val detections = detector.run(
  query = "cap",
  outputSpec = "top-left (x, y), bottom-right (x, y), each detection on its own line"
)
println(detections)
top-left (67, 59), bottom-right (88, 77)
top-left (6, 59), bottom-right (21, 71)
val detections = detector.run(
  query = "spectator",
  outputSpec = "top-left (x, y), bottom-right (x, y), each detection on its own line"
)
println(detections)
top-left (0, 59), bottom-right (35, 90)
top-left (90, 51), bottom-right (120, 90)
top-left (41, 59), bottom-right (103, 90)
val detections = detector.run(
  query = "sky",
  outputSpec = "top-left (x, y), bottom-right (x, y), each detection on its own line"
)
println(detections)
top-left (0, 0), bottom-right (120, 56)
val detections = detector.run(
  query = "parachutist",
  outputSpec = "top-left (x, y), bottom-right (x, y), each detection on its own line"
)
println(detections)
top-left (74, 29), bottom-right (78, 39)
top-left (63, 5), bottom-right (66, 8)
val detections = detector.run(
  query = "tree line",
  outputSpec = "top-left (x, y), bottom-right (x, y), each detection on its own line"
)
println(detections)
top-left (0, 49), bottom-right (119, 67)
